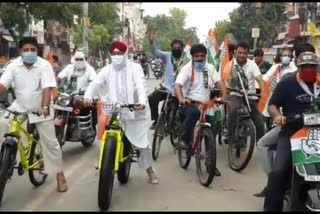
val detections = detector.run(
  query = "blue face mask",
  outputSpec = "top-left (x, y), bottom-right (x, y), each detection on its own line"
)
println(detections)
top-left (281, 56), bottom-right (291, 66)
top-left (22, 52), bottom-right (37, 64)
top-left (194, 61), bottom-right (206, 70)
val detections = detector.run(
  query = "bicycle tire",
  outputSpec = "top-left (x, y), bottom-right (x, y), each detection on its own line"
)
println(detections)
top-left (196, 127), bottom-right (216, 187)
top-left (0, 144), bottom-right (15, 206)
top-left (28, 141), bottom-right (47, 187)
top-left (228, 119), bottom-right (255, 172)
top-left (170, 110), bottom-right (180, 146)
top-left (178, 148), bottom-right (191, 169)
top-left (152, 112), bottom-right (165, 160)
top-left (117, 154), bottom-right (132, 184)
top-left (98, 136), bottom-right (116, 211)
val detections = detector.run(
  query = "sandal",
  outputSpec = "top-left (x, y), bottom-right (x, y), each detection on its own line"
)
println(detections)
top-left (57, 174), bottom-right (68, 192)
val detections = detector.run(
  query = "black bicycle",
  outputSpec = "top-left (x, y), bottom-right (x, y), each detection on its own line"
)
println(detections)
top-left (152, 88), bottom-right (179, 160)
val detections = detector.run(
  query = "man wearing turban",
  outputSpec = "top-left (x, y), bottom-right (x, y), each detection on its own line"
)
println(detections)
top-left (84, 41), bottom-right (159, 184)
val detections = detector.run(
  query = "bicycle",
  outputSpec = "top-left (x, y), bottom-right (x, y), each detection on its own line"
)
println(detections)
top-left (226, 90), bottom-right (260, 172)
top-left (97, 102), bottom-right (140, 211)
top-left (176, 98), bottom-right (219, 187)
top-left (152, 88), bottom-right (179, 160)
top-left (0, 108), bottom-right (47, 206)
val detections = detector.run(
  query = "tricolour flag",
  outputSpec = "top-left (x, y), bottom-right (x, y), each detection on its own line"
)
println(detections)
top-left (218, 34), bottom-right (231, 81)
top-left (181, 40), bottom-right (192, 65)
top-left (205, 29), bottom-right (219, 65)
top-left (291, 127), bottom-right (320, 166)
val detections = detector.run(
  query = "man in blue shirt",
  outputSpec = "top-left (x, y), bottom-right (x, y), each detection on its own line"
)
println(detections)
top-left (147, 30), bottom-right (184, 129)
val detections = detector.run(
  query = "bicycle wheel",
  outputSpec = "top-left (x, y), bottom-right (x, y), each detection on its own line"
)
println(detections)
top-left (0, 144), bottom-right (16, 206)
top-left (98, 136), bottom-right (116, 211)
top-left (152, 112), bottom-right (165, 160)
top-left (178, 148), bottom-right (191, 169)
top-left (117, 153), bottom-right (132, 184)
top-left (28, 141), bottom-right (47, 187)
top-left (228, 119), bottom-right (255, 172)
top-left (170, 110), bottom-right (180, 146)
top-left (196, 127), bottom-right (216, 187)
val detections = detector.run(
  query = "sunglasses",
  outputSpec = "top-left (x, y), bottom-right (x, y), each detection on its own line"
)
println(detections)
top-left (75, 58), bottom-right (84, 61)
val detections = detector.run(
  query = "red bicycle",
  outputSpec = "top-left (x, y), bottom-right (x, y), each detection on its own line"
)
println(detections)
top-left (177, 98), bottom-right (221, 187)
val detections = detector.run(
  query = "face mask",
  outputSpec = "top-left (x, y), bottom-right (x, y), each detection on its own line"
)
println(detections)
top-left (74, 61), bottom-right (86, 70)
top-left (299, 68), bottom-right (318, 83)
top-left (194, 61), bottom-right (206, 70)
top-left (172, 49), bottom-right (182, 59)
top-left (112, 54), bottom-right (127, 69)
top-left (281, 56), bottom-right (291, 66)
top-left (22, 52), bottom-right (37, 64)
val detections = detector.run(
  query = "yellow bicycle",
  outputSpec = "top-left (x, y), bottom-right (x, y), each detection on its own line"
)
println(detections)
top-left (97, 102), bottom-right (139, 211)
top-left (0, 108), bottom-right (47, 206)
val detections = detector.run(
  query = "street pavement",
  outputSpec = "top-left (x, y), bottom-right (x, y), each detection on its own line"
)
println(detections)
top-left (0, 71), bottom-right (266, 211)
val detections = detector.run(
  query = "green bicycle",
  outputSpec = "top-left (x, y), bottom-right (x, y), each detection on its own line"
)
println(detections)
top-left (0, 108), bottom-right (47, 206)
top-left (98, 102), bottom-right (140, 211)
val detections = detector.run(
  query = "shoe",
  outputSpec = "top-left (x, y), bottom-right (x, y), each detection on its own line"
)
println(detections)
top-left (57, 173), bottom-right (68, 192)
top-left (176, 140), bottom-right (189, 150)
top-left (253, 186), bottom-right (266, 197)
top-left (147, 170), bottom-right (159, 184)
top-left (150, 121), bottom-right (157, 130)
top-left (214, 168), bottom-right (221, 176)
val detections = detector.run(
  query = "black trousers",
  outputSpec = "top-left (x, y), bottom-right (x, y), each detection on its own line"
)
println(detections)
top-left (263, 124), bottom-right (302, 211)
top-left (148, 88), bottom-right (179, 122)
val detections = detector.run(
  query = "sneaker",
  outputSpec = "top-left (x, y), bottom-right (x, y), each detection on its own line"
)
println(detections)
top-left (147, 170), bottom-right (159, 184)
top-left (150, 121), bottom-right (157, 130)
top-left (253, 186), bottom-right (267, 197)
top-left (214, 168), bottom-right (221, 176)
top-left (176, 140), bottom-right (189, 150)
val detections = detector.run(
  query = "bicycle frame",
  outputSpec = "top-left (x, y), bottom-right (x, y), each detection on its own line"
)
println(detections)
top-left (98, 114), bottom-right (131, 172)
top-left (4, 114), bottom-right (40, 173)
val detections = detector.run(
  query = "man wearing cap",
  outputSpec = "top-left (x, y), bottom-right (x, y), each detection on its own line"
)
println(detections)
top-left (83, 41), bottom-right (159, 184)
top-left (264, 51), bottom-right (320, 211)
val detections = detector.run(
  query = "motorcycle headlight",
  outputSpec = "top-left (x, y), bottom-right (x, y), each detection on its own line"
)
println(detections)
top-left (303, 113), bottom-right (320, 126)
top-left (57, 93), bottom-right (71, 107)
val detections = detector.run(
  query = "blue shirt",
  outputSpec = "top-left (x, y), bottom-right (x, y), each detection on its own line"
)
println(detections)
top-left (150, 44), bottom-right (175, 93)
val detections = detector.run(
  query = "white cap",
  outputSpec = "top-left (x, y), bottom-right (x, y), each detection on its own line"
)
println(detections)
top-left (74, 51), bottom-right (85, 59)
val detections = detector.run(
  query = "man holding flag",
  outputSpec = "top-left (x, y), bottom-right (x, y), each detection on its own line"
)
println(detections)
top-left (147, 28), bottom-right (191, 129)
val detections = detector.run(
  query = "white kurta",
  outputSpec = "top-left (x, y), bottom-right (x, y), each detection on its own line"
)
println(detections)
top-left (84, 60), bottom-right (149, 149)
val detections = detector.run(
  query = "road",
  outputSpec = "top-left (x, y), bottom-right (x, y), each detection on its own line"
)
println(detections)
top-left (1, 72), bottom-right (266, 211)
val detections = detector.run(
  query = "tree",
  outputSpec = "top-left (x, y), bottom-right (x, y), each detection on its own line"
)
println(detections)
top-left (215, 3), bottom-right (287, 49)
top-left (0, 3), bottom-right (81, 44)
top-left (142, 7), bottom-right (199, 54)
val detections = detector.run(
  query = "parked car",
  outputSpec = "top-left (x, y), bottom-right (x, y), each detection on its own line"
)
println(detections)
top-left (0, 60), bottom-right (15, 107)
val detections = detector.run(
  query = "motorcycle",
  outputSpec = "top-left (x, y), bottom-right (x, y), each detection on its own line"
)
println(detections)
top-left (53, 78), bottom-right (97, 148)
top-left (150, 60), bottom-right (163, 79)
top-left (281, 100), bottom-right (320, 211)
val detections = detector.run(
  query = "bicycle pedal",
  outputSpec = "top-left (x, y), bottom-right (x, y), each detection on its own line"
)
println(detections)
top-left (132, 150), bottom-right (140, 158)
top-left (131, 158), bottom-right (138, 163)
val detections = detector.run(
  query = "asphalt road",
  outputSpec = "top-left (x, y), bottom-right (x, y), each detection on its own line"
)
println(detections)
top-left (0, 72), bottom-right (266, 211)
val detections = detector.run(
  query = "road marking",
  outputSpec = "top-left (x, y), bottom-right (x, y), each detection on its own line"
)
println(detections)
top-left (18, 146), bottom-right (98, 211)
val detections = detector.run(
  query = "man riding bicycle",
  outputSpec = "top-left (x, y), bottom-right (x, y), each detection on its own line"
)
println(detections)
top-left (226, 42), bottom-right (265, 145)
top-left (175, 44), bottom-right (228, 176)
top-left (147, 29), bottom-right (184, 130)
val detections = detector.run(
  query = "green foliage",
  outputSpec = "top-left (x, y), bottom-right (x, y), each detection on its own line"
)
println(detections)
top-left (215, 2), bottom-right (287, 49)
top-left (143, 7), bottom-right (199, 55)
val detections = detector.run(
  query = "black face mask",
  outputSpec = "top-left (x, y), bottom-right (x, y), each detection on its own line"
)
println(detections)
top-left (172, 49), bottom-right (182, 59)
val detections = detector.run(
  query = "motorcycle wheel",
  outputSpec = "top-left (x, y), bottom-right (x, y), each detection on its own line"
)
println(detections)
top-left (98, 136), bottom-right (116, 211)
top-left (81, 128), bottom-right (96, 147)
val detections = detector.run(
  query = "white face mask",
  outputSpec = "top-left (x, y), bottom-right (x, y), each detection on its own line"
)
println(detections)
top-left (111, 53), bottom-right (128, 69)
top-left (74, 61), bottom-right (86, 70)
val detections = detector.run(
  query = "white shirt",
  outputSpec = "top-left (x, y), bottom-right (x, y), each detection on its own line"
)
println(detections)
top-left (263, 62), bottom-right (297, 82)
top-left (175, 61), bottom-right (221, 103)
top-left (58, 62), bottom-right (96, 92)
top-left (0, 56), bottom-right (57, 112)
top-left (230, 58), bottom-right (261, 99)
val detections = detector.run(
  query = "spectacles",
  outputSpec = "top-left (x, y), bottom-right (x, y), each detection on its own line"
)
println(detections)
top-left (75, 58), bottom-right (84, 61)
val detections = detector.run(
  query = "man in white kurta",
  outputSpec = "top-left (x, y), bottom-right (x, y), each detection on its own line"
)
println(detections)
top-left (84, 41), bottom-right (159, 184)
top-left (0, 37), bottom-right (67, 192)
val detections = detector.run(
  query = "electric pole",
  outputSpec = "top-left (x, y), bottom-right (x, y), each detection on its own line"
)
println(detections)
top-left (82, 2), bottom-right (89, 57)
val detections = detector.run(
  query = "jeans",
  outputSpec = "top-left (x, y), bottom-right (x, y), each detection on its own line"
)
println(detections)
top-left (180, 105), bottom-right (200, 143)
top-left (228, 95), bottom-right (265, 142)
top-left (257, 126), bottom-right (281, 175)
top-left (263, 124), bottom-right (302, 211)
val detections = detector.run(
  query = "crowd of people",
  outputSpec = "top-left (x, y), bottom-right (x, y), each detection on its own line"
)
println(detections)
top-left (0, 34), bottom-right (319, 212)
